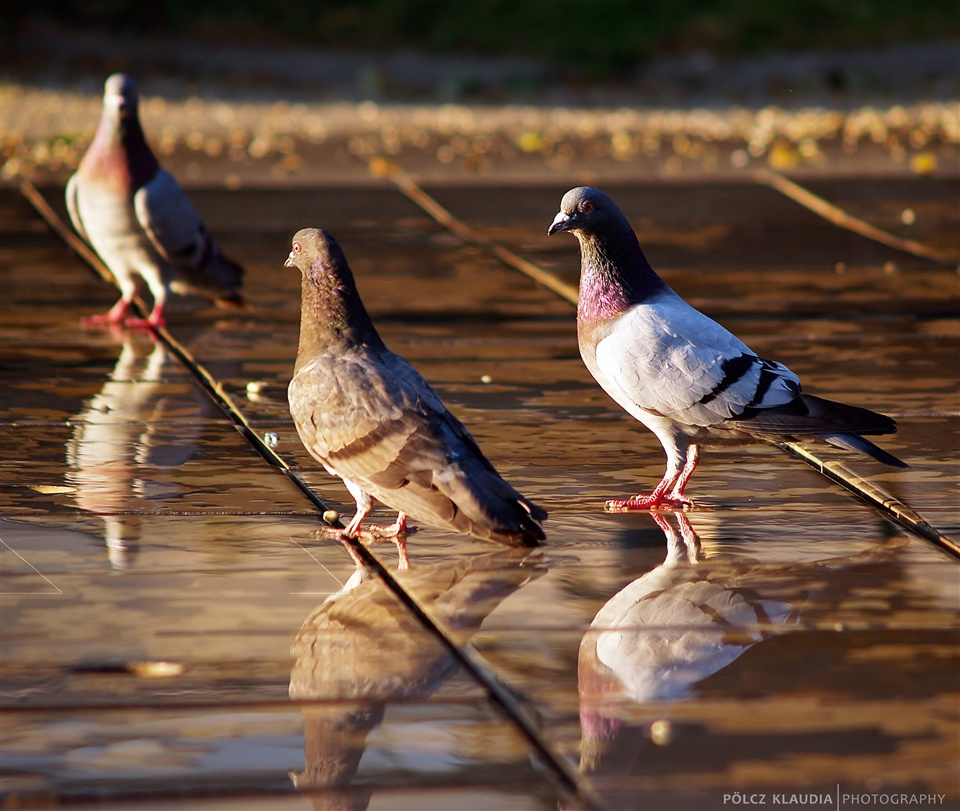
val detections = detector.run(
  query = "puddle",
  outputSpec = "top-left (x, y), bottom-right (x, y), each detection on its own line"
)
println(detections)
top-left (1, 181), bottom-right (956, 808)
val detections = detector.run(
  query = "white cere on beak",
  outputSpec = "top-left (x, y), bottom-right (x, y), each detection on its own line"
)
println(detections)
top-left (548, 209), bottom-right (573, 235)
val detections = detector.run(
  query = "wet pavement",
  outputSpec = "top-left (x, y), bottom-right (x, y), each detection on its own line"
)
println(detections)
top-left (1, 172), bottom-right (958, 810)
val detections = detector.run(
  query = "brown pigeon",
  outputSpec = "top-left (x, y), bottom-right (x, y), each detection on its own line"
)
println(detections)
top-left (66, 73), bottom-right (244, 328)
top-left (285, 228), bottom-right (546, 546)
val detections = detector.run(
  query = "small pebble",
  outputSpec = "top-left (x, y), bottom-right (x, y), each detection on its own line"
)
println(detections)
top-left (30, 485), bottom-right (77, 495)
top-left (127, 660), bottom-right (185, 679)
top-left (322, 509), bottom-right (340, 525)
top-left (650, 719), bottom-right (673, 746)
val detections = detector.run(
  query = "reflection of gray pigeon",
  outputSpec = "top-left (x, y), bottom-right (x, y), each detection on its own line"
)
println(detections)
top-left (66, 73), bottom-right (244, 328)
top-left (577, 511), bottom-right (795, 784)
top-left (579, 512), bottom-right (794, 711)
top-left (548, 186), bottom-right (907, 511)
top-left (285, 228), bottom-right (546, 545)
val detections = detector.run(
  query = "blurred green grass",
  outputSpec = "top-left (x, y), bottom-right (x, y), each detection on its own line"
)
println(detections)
top-left (10, 0), bottom-right (960, 77)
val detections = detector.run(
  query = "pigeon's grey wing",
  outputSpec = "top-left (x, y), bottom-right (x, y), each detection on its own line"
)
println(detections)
top-left (134, 169), bottom-right (207, 266)
top-left (290, 353), bottom-right (435, 480)
top-left (65, 174), bottom-right (91, 244)
top-left (134, 169), bottom-right (242, 295)
top-left (595, 296), bottom-right (801, 428)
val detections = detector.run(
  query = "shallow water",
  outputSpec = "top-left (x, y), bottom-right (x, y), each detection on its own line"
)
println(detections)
top-left (1, 178), bottom-right (957, 810)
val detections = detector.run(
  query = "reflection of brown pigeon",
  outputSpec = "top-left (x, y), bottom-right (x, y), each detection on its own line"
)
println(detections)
top-left (549, 186), bottom-right (907, 512)
top-left (66, 73), bottom-right (244, 328)
top-left (285, 228), bottom-right (546, 545)
top-left (290, 547), bottom-right (544, 809)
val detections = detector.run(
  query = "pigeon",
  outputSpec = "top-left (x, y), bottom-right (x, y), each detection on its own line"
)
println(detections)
top-left (285, 227), bottom-right (547, 546)
top-left (548, 186), bottom-right (907, 511)
top-left (66, 73), bottom-right (244, 328)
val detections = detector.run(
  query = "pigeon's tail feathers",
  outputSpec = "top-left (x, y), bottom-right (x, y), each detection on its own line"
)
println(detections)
top-left (213, 289), bottom-right (248, 310)
top-left (427, 415), bottom-right (547, 545)
top-left (818, 432), bottom-right (909, 468)
top-left (458, 485), bottom-right (546, 547)
top-left (515, 498), bottom-right (548, 546)
top-left (171, 252), bottom-right (245, 303)
top-left (797, 393), bottom-right (900, 437)
top-left (734, 393), bottom-right (898, 437)
top-left (733, 392), bottom-right (907, 467)
top-left (202, 252), bottom-right (245, 299)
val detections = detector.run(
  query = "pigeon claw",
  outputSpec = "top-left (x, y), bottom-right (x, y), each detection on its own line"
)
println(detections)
top-left (82, 301), bottom-right (165, 332)
top-left (356, 523), bottom-right (418, 540)
top-left (604, 495), bottom-right (692, 513)
top-left (316, 521), bottom-right (414, 571)
top-left (82, 298), bottom-right (133, 329)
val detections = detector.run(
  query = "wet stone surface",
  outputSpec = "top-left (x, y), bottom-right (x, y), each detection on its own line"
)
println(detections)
top-left (1, 177), bottom-right (958, 810)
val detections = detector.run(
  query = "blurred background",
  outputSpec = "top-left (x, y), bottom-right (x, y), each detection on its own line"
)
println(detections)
top-left (2, 1), bottom-right (958, 183)
top-left (6, 0), bottom-right (959, 96)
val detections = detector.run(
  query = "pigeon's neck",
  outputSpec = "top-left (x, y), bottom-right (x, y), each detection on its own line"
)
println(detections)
top-left (86, 106), bottom-right (159, 189)
top-left (295, 274), bottom-right (384, 367)
top-left (576, 228), bottom-right (668, 323)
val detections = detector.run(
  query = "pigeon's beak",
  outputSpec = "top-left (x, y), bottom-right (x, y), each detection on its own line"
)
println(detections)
top-left (547, 210), bottom-right (573, 236)
top-left (284, 252), bottom-right (297, 268)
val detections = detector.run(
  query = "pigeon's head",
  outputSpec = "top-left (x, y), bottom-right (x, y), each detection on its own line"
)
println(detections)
top-left (547, 187), bottom-right (624, 237)
top-left (285, 228), bottom-right (353, 286)
top-left (103, 73), bottom-right (139, 114)
top-left (286, 228), bottom-right (380, 345)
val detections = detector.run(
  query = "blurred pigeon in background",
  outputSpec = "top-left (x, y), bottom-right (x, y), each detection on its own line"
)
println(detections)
top-left (285, 228), bottom-right (547, 547)
top-left (548, 185), bottom-right (907, 511)
top-left (66, 73), bottom-right (244, 328)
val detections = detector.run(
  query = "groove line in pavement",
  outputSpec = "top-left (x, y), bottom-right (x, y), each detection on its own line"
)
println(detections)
top-left (755, 169), bottom-right (960, 267)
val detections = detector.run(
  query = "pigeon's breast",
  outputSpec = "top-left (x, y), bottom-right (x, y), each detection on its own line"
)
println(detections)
top-left (76, 182), bottom-right (165, 273)
top-left (576, 312), bottom-right (620, 386)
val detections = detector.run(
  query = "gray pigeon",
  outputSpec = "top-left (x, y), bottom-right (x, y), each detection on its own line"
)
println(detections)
top-left (66, 73), bottom-right (244, 328)
top-left (285, 228), bottom-right (547, 545)
top-left (548, 186), bottom-right (906, 511)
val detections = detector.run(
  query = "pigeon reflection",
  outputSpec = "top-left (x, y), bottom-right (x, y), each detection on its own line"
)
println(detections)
top-left (65, 331), bottom-right (202, 568)
top-left (289, 545), bottom-right (545, 811)
top-left (578, 511), bottom-right (796, 771)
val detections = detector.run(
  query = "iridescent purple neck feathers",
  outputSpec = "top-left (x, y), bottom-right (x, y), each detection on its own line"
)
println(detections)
top-left (82, 95), bottom-right (158, 192)
top-left (576, 225), bottom-right (668, 323)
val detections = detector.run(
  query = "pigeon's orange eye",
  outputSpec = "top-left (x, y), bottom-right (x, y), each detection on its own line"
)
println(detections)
top-left (293, 241), bottom-right (302, 254)
top-left (582, 201), bottom-right (594, 212)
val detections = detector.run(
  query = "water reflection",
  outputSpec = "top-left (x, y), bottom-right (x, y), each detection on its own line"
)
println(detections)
top-left (578, 511), bottom-right (909, 789)
top-left (65, 331), bottom-right (201, 568)
top-left (289, 545), bottom-right (545, 810)
top-left (580, 512), bottom-right (794, 712)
